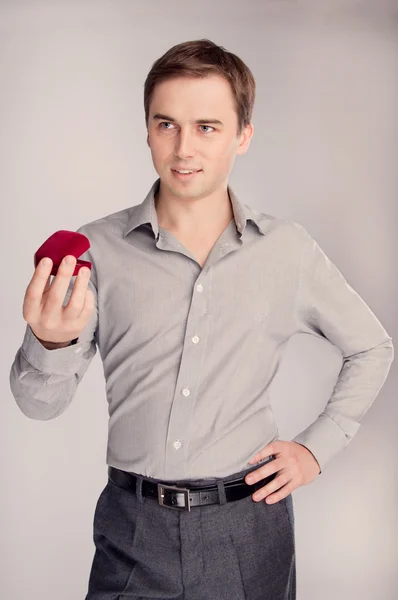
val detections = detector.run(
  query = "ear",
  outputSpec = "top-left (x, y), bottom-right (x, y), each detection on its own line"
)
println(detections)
top-left (147, 133), bottom-right (150, 148)
top-left (236, 123), bottom-right (254, 156)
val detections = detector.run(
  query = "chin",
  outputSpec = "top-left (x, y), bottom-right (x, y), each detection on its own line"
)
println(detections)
top-left (165, 175), bottom-right (204, 195)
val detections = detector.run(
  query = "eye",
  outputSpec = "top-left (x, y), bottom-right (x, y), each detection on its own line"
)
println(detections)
top-left (159, 121), bottom-right (174, 129)
top-left (199, 125), bottom-right (215, 133)
top-left (158, 122), bottom-right (215, 133)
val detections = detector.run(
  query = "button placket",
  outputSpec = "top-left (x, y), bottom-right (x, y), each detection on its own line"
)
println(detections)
top-left (164, 274), bottom-right (210, 478)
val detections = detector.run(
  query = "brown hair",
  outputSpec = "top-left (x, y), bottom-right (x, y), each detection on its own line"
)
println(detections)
top-left (144, 39), bottom-right (256, 137)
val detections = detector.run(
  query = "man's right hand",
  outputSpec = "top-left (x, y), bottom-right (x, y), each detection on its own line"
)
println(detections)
top-left (23, 254), bottom-right (95, 347)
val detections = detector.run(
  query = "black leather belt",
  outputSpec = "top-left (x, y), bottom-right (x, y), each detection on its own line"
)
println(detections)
top-left (108, 459), bottom-right (277, 512)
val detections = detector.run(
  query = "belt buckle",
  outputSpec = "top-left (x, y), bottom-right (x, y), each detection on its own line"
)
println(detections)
top-left (157, 483), bottom-right (191, 511)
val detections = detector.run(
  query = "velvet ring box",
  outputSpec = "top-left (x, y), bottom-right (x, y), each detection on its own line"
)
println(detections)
top-left (34, 230), bottom-right (92, 277)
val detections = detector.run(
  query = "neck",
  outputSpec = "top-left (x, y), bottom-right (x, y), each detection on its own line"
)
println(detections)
top-left (154, 179), bottom-right (234, 235)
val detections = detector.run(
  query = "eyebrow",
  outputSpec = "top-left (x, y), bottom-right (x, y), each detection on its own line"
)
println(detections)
top-left (152, 113), bottom-right (224, 126)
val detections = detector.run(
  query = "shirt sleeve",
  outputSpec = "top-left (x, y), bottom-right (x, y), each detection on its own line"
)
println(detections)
top-left (9, 233), bottom-right (98, 420)
top-left (291, 225), bottom-right (394, 473)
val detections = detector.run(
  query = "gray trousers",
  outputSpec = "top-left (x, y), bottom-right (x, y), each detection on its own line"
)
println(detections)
top-left (85, 464), bottom-right (296, 599)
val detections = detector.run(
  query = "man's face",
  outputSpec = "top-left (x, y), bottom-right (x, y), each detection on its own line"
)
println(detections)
top-left (146, 75), bottom-right (253, 201)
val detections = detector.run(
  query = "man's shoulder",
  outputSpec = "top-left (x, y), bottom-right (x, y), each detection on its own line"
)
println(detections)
top-left (78, 206), bottom-right (129, 229)
top-left (252, 208), bottom-right (313, 245)
top-left (74, 204), bottom-right (138, 241)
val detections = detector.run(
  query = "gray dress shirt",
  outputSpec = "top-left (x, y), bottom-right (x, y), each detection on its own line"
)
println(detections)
top-left (9, 178), bottom-right (394, 480)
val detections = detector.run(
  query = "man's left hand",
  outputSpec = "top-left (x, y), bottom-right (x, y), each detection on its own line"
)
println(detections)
top-left (245, 440), bottom-right (321, 504)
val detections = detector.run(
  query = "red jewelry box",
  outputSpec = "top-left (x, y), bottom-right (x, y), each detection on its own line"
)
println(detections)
top-left (34, 230), bottom-right (92, 277)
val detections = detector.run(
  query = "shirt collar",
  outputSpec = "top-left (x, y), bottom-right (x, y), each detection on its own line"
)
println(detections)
top-left (123, 178), bottom-right (266, 239)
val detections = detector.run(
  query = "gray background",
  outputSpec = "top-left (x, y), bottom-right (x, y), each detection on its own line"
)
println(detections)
top-left (2, 1), bottom-right (397, 598)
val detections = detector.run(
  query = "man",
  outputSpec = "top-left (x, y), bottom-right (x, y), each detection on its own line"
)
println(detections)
top-left (10, 39), bottom-right (394, 599)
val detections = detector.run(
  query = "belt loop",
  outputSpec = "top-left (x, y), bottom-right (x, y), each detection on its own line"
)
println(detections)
top-left (135, 475), bottom-right (144, 504)
top-left (216, 480), bottom-right (227, 505)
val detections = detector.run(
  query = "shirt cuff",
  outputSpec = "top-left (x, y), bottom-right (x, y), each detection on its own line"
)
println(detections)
top-left (21, 325), bottom-right (86, 375)
top-left (291, 413), bottom-right (350, 474)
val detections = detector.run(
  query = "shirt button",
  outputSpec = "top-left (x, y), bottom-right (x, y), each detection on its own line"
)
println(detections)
top-left (196, 284), bottom-right (203, 292)
top-left (192, 335), bottom-right (199, 344)
top-left (182, 388), bottom-right (190, 397)
top-left (173, 440), bottom-right (182, 450)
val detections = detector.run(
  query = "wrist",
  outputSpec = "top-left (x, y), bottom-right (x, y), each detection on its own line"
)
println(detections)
top-left (40, 340), bottom-right (72, 350)
top-left (38, 338), bottom-right (79, 350)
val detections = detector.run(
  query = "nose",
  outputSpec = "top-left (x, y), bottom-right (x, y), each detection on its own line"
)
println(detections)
top-left (174, 128), bottom-right (195, 160)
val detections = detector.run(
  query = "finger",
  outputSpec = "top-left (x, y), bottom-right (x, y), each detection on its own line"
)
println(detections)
top-left (264, 482), bottom-right (296, 504)
top-left (252, 474), bottom-right (290, 502)
top-left (43, 272), bottom-right (52, 294)
top-left (245, 458), bottom-right (283, 485)
top-left (23, 257), bottom-right (54, 322)
top-left (248, 442), bottom-right (280, 464)
top-left (41, 255), bottom-right (78, 316)
top-left (75, 286), bottom-right (95, 328)
top-left (63, 266), bottom-right (93, 320)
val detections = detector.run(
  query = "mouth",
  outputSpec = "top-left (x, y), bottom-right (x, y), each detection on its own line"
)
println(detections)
top-left (171, 168), bottom-right (202, 181)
